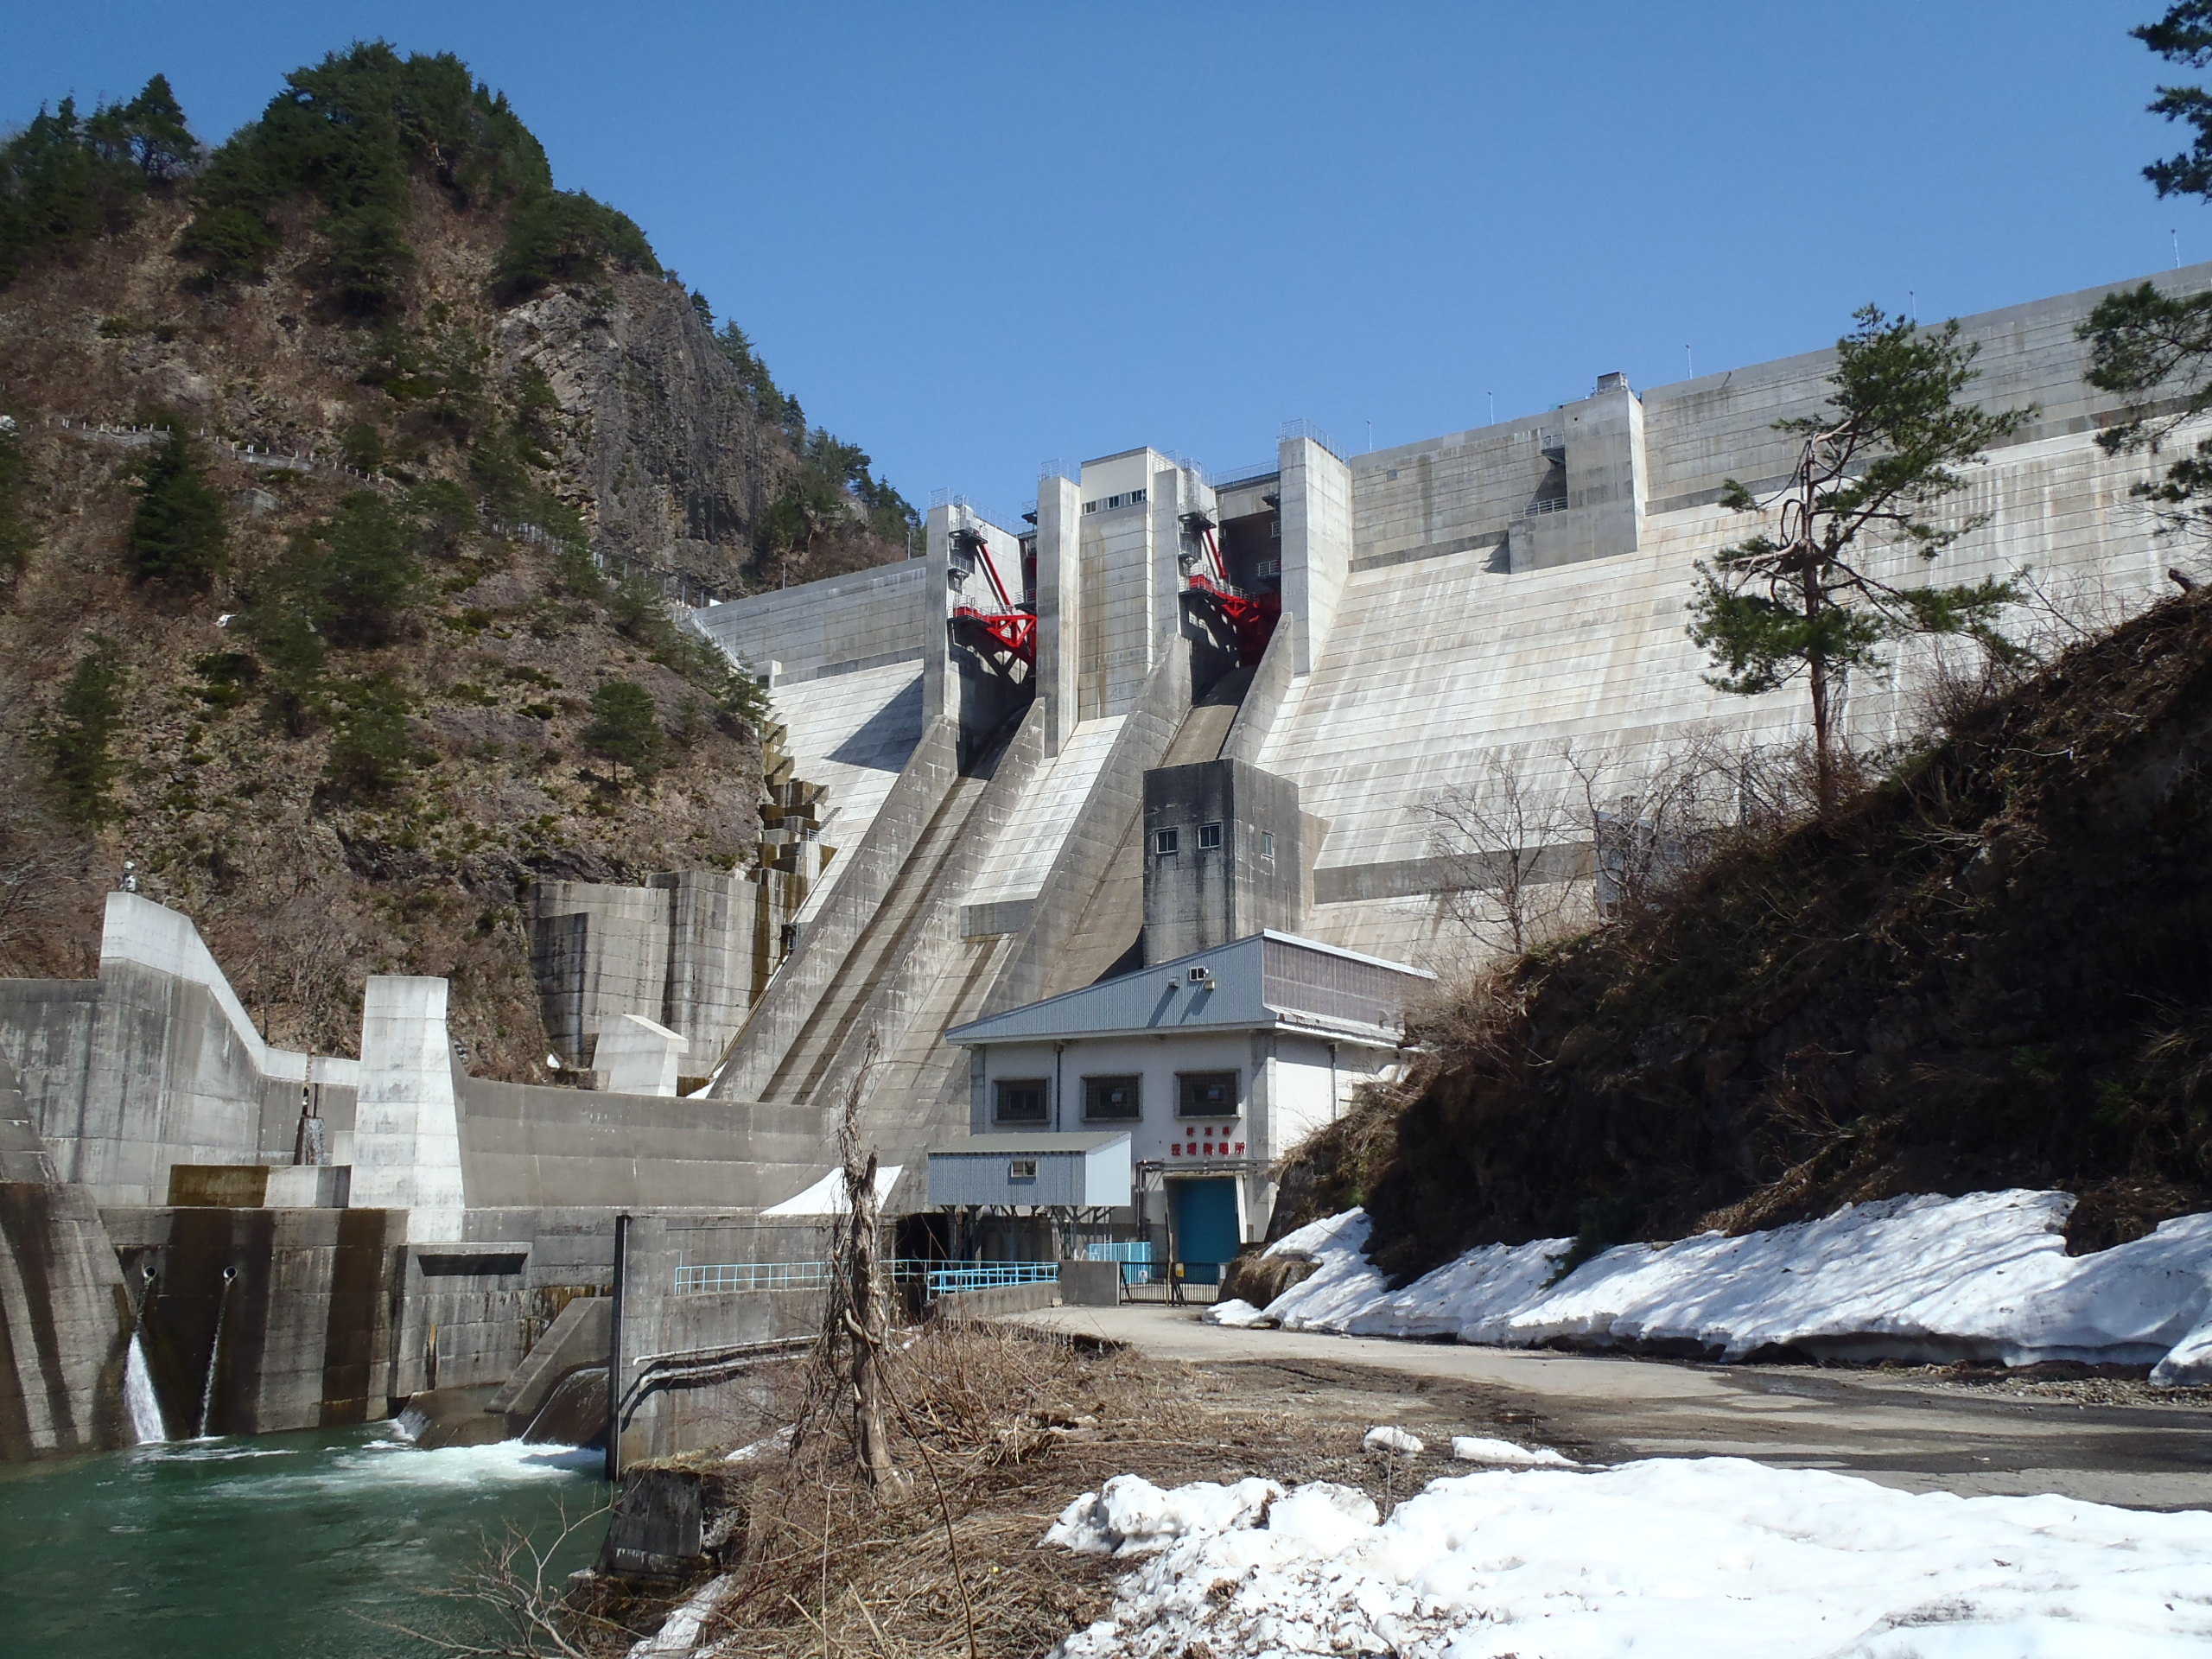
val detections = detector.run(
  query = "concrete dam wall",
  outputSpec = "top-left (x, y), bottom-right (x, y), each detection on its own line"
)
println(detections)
top-left (0, 893), bottom-right (849, 1459)
top-left (656, 259), bottom-right (2209, 1188)
top-left (0, 259), bottom-right (2201, 1462)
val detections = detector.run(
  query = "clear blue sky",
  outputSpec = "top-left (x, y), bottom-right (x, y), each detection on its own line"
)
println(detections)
top-left (3, 2), bottom-right (2199, 517)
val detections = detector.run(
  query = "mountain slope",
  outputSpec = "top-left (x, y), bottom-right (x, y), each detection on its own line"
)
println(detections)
top-left (0, 46), bottom-right (915, 1077)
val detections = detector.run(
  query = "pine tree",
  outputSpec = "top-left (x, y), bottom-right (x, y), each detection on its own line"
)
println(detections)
top-left (2077, 6), bottom-right (2212, 531)
top-left (43, 643), bottom-right (125, 823)
top-left (582, 679), bottom-right (664, 783)
top-left (1688, 307), bottom-right (2031, 810)
top-left (126, 426), bottom-right (226, 589)
top-left (87, 74), bottom-right (198, 183)
top-left (0, 416), bottom-right (30, 581)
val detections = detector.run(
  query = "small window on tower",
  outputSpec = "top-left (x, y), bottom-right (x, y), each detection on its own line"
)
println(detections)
top-left (1260, 831), bottom-right (1275, 861)
top-left (1154, 829), bottom-right (1179, 855)
top-left (1198, 823), bottom-right (1223, 850)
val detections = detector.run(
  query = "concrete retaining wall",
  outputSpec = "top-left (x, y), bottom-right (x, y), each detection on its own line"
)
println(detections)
top-left (691, 559), bottom-right (929, 684)
top-left (0, 1180), bottom-right (130, 1459)
top-left (609, 1214), bottom-right (830, 1471)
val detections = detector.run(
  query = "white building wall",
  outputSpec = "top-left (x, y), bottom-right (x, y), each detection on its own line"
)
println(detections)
top-left (1268, 1034), bottom-right (1341, 1155)
top-left (968, 1029), bottom-right (1385, 1174)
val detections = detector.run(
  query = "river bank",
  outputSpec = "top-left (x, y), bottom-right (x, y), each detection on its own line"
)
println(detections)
top-left (0, 1425), bottom-right (604, 1657)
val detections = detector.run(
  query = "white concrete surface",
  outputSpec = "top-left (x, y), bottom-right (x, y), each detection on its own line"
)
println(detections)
top-left (964, 714), bottom-right (1128, 908)
top-left (595, 1012), bottom-right (685, 1096)
top-left (353, 976), bottom-right (467, 1241)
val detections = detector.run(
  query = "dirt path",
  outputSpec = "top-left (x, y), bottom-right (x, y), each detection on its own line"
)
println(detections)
top-left (1007, 1303), bottom-right (2212, 1511)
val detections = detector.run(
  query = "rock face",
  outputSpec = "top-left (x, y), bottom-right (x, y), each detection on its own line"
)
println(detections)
top-left (503, 277), bottom-right (778, 599)
top-left (0, 196), bottom-right (797, 1079)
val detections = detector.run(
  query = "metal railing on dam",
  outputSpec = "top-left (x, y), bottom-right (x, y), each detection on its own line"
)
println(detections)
top-left (671, 1258), bottom-right (1062, 1296)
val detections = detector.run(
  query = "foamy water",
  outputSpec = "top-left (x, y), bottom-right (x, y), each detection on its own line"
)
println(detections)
top-left (0, 1422), bottom-right (606, 1658)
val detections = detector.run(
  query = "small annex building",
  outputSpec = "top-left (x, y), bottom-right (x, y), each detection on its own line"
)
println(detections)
top-left (943, 931), bottom-right (1429, 1278)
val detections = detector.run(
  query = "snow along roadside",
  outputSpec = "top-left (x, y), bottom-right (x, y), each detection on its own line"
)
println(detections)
top-left (1040, 1458), bottom-right (2212, 1657)
top-left (1204, 1191), bottom-right (2212, 1382)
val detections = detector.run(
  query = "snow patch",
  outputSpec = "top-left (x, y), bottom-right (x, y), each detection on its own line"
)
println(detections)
top-left (1255, 1193), bottom-right (2212, 1373)
top-left (1361, 1425), bottom-right (1423, 1457)
top-left (1043, 1473), bottom-right (1282, 1558)
top-left (1046, 1459), bottom-right (2212, 1657)
top-left (1450, 1435), bottom-right (1574, 1466)
top-left (1201, 1298), bottom-right (1273, 1328)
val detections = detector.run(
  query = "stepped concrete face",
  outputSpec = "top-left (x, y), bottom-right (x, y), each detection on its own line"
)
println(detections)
top-left (681, 263), bottom-right (2209, 1205)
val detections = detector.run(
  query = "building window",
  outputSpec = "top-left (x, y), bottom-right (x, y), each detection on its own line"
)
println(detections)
top-left (995, 1078), bottom-right (1048, 1124)
top-left (1198, 823), bottom-right (1223, 851)
top-left (1084, 1075), bottom-right (1141, 1121)
top-left (1007, 1158), bottom-right (1038, 1183)
top-left (1154, 828), bottom-right (1179, 855)
top-left (1256, 557), bottom-right (1281, 577)
top-left (1178, 1071), bottom-right (1240, 1116)
top-left (1084, 488), bottom-right (1149, 514)
top-left (1259, 830), bottom-right (1275, 861)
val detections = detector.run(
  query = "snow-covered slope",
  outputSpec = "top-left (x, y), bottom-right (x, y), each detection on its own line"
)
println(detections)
top-left (1045, 1459), bottom-right (2212, 1657)
top-left (1218, 1192), bottom-right (2212, 1381)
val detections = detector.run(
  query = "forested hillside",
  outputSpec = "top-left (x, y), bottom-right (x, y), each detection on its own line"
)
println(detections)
top-left (1285, 589), bottom-right (2212, 1276)
top-left (0, 45), bottom-right (916, 1077)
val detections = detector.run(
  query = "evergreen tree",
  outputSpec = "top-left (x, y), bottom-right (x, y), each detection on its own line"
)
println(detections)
top-left (86, 74), bottom-right (198, 183)
top-left (582, 679), bottom-right (664, 782)
top-left (0, 92), bottom-right (150, 284)
top-left (319, 676), bottom-right (416, 804)
top-left (314, 492), bottom-right (420, 647)
top-left (2077, 6), bottom-right (2212, 531)
top-left (1689, 308), bottom-right (2031, 810)
top-left (0, 416), bottom-right (30, 581)
top-left (491, 186), bottom-right (658, 301)
top-left (43, 642), bottom-right (125, 823)
top-left (181, 42), bottom-right (552, 309)
top-left (126, 426), bottom-right (226, 589)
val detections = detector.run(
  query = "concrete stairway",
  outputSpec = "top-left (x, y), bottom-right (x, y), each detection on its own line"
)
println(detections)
top-left (762, 765), bottom-right (997, 1106)
top-left (1039, 667), bottom-right (1255, 996)
top-left (1049, 811), bottom-right (1148, 992)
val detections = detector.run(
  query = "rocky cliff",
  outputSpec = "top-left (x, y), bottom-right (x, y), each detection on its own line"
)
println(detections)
top-left (0, 47), bottom-right (914, 1078)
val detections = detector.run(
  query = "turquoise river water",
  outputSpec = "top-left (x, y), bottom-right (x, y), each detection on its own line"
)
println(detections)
top-left (0, 1427), bottom-right (606, 1657)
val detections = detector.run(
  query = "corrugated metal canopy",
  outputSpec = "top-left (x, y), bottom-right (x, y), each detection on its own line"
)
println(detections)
top-left (944, 931), bottom-right (1430, 1046)
top-left (931, 1131), bottom-right (1130, 1154)
top-left (927, 1130), bottom-right (1132, 1209)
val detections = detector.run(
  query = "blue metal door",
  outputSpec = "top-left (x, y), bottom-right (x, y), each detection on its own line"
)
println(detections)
top-left (1171, 1178), bottom-right (1239, 1286)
